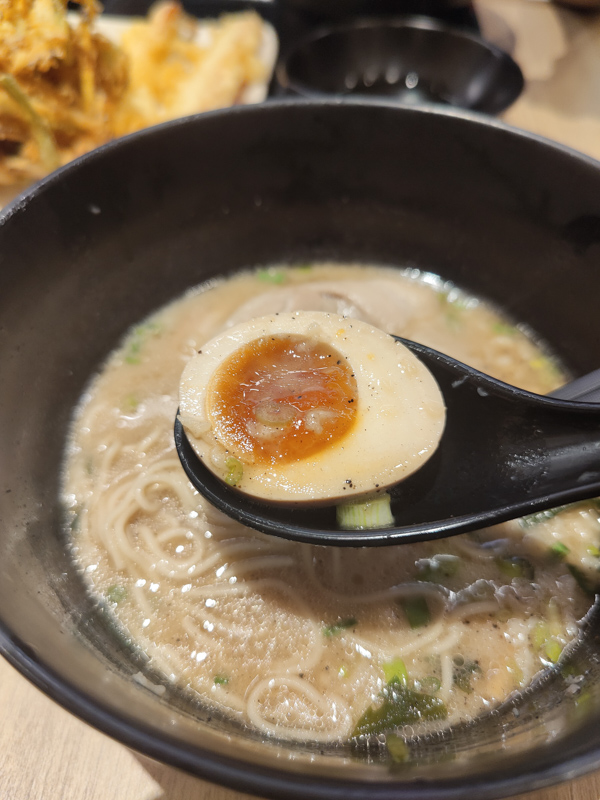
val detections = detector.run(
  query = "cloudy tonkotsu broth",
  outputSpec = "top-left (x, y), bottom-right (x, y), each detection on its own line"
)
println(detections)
top-left (63, 264), bottom-right (597, 744)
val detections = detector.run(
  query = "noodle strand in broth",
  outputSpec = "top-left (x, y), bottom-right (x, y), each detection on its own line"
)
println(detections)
top-left (63, 263), bottom-right (597, 744)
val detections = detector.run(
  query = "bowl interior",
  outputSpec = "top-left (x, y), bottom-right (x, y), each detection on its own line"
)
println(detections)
top-left (1, 101), bottom-right (600, 799)
top-left (278, 19), bottom-right (524, 114)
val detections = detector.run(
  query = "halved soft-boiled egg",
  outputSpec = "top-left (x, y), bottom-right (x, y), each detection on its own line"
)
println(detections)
top-left (178, 311), bottom-right (445, 505)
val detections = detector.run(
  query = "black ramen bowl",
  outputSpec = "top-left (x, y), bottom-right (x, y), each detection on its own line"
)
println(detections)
top-left (276, 17), bottom-right (524, 114)
top-left (2, 100), bottom-right (600, 799)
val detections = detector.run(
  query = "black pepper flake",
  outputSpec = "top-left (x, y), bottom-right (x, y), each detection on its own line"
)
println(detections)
top-left (197, 349), bottom-right (202, 354)
top-left (347, 398), bottom-right (354, 403)
top-left (345, 479), bottom-right (352, 485)
top-left (299, 673), bottom-right (304, 678)
top-left (337, 360), bottom-right (341, 364)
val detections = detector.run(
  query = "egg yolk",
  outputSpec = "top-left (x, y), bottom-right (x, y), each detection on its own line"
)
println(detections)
top-left (207, 334), bottom-right (358, 465)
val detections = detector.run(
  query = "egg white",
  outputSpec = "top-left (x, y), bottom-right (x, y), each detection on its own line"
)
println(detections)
top-left (179, 311), bottom-right (445, 504)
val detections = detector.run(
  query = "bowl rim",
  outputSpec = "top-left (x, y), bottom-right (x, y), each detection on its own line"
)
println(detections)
top-left (2, 98), bottom-right (600, 799)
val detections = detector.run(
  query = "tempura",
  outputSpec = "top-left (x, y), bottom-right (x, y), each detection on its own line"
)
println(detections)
top-left (0, 0), bottom-right (272, 185)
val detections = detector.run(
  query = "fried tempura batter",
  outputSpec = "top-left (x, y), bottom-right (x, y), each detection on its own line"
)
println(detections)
top-left (0, 0), bottom-right (271, 186)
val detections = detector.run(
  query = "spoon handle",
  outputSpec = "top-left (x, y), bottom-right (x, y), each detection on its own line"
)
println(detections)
top-left (551, 368), bottom-right (600, 403)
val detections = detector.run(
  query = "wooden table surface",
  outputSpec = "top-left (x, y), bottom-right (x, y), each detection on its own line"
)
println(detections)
top-left (3, 1), bottom-right (600, 798)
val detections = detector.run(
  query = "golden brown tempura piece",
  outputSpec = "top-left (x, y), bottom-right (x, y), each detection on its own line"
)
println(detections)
top-left (0, 0), bottom-right (128, 184)
top-left (113, 2), bottom-right (267, 134)
top-left (0, 0), bottom-right (270, 186)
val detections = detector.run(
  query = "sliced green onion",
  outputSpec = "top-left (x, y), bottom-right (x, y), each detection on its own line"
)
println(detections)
top-left (105, 585), bottom-right (127, 604)
top-left (532, 621), bottom-right (550, 651)
top-left (257, 268), bottom-right (285, 284)
top-left (122, 394), bottom-right (139, 413)
top-left (495, 555), bottom-right (534, 580)
top-left (544, 638), bottom-right (563, 664)
top-left (492, 322), bottom-right (517, 336)
top-left (214, 675), bottom-right (229, 685)
top-left (550, 541), bottom-right (570, 560)
top-left (574, 688), bottom-right (593, 713)
top-left (224, 456), bottom-right (243, 487)
top-left (386, 733), bottom-right (410, 763)
top-left (382, 658), bottom-right (408, 685)
top-left (336, 492), bottom-right (393, 530)
top-left (520, 505), bottom-right (572, 528)
top-left (416, 553), bottom-right (460, 582)
top-left (323, 617), bottom-right (357, 637)
top-left (399, 596), bottom-right (430, 629)
top-left (124, 321), bottom-right (162, 365)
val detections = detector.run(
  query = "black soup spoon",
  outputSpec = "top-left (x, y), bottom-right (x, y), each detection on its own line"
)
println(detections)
top-left (174, 337), bottom-right (600, 547)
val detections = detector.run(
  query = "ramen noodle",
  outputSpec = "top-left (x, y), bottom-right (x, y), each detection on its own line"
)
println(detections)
top-left (63, 264), bottom-right (598, 744)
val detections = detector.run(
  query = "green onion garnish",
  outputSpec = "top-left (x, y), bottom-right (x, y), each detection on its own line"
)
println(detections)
top-left (224, 456), bottom-right (243, 487)
top-left (323, 618), bottom-right (357, 637)
top-left (336, 493), bottom-right (393, 530)
top-left (257, 268), bottom-right (285, 284)
top-left (399, 596), bottom-right (430, 629)
top-left (382, 658), bottom-right (408, 685)
top-left (492, 322), bottom-right (517, 336)
top-left (544, 639), bottom-right (563, 664)
top-left (124, 321), bottom-right (161, 365)
top-left (386, 733), bottom-right (410, 763)
top-left (550, 542), bottom-right (570, 560)
top-left (214, 675), bottom-right (229, 685)
top-left (105, 585), bottom-right (127, 604)
top-left (416, 554), bottom-right (460, 582)
top-left (495, 555), bottom-right (534, 580)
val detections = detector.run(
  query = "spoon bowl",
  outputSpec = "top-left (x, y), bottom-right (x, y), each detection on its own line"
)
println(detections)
top-left (175, 337), bottom-right (600, 546)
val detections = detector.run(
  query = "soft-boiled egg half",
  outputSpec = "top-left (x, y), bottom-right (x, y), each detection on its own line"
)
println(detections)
top-left (179, 311), bottom-right (446, 505)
